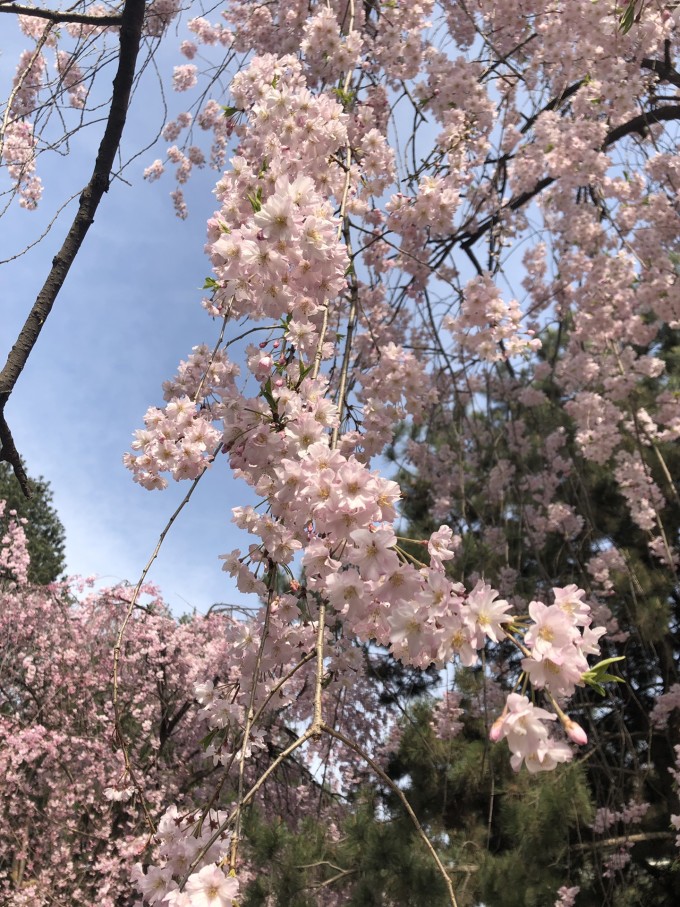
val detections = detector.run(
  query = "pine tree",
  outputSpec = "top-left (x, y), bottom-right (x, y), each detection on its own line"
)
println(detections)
top-left (0, 461), bottom-right (66, 584)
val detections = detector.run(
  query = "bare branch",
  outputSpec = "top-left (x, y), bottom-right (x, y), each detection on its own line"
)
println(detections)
top-left (0, 416), bottom-right (29, 497)
top-left (0, 3), bottom-right (122, 25)
top-left (603, 103), bottom-right (680, 147)
top-left (322, 723), bottom-right (459, 907)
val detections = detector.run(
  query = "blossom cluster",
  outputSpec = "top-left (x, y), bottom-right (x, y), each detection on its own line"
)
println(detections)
top-left (133, 807), bottom-right (236, 906)
top-left (0, 501), bottom-right (29, 585)
top-left (0, 532), bottom-right (246, 906)
top-left (521, 586), bottom-right (605, 699)
top-left (9, 0), bottom-right (680, 899)
top-left (125, 24), bottom-right (613, 834)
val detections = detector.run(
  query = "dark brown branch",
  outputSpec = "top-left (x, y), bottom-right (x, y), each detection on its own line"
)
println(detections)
top-left (603, 103), bottom-right (680, 147)
top-left (457, 176), bottom-right (553, 254)
top-left (158, 700), bottom-right (193, 751)
top-left (640, 38), bottom-right (680, 89)
top-left (0, 0), bottom-right (146, 496)
top-left (456, 103), bottom-right (680, 255)
top-left (0, 3), bottom-right (122, 25)
top-left (519, 79), bottom-right (584, 135)
top-left (640, 57), bottom-right (680, 88)
top-left (0, 418), bottom-right (29, 495)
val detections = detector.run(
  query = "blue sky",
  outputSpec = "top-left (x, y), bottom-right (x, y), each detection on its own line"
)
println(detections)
top-left (1, 19), bottom-right (254, 613)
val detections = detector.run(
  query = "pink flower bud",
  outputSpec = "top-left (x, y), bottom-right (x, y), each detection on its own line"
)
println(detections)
top-left (489, 715), bottom-right (505, 742)
top-left (256, 355), bottom-right (273, 375)
top-left (565, 718), bottom-right (588, 745)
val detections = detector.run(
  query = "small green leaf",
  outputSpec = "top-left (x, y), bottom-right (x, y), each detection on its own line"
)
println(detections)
top-left (247, 187), bottom-right (263, 213)
top-left (199, 727), bottom-right (220, 750)
top-left (582, 656), bottom-right (626, 696)
top-left (619, 1), bottom-right (637, 34)
top-left (295, 362), bottom-right (314, 388)
top-left (591, 656), bottom-right (626, 670)
top-left (221, 105), bottom-right (241, 118)
top-left (332, 86), bottom-right (357, 108)
top-left (261, 377), bottom-right (279, 417)
top-left (203, 276), bottom-right (218, 290)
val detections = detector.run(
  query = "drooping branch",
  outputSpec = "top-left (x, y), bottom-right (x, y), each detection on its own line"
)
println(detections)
top-left (321, 723), bottom-right (459, 907)
top-left (0, 3), bottom-right (122, 25)
top-left (0, 0), bottom-right (146, 495)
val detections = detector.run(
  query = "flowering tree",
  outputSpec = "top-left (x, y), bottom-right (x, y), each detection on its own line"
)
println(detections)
top-left (1, 503), bottom-right (393, 905)
top-left (2, 1), bottom-right (680, 906)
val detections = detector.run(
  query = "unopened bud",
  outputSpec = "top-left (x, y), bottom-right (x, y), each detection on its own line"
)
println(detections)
top-left (489, 715), bottom-right (505, 742)
top-left (564, 718), bottom-right (588, 746)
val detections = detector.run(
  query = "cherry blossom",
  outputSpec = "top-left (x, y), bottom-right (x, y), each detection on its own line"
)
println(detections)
top-left (5, 0), bottom-right (680, 900)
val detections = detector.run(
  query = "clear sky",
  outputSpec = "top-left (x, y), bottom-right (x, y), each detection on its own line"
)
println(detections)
top-left (1, 18), bottom-right (255, 614)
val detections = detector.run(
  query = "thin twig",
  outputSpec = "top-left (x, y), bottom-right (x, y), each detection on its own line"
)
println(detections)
top-left (229, 565), bottom-right (276, 871)
top-left (321, 724), bottom-right (458, 907)
top-left (112, 447), bottom-right (222, 835)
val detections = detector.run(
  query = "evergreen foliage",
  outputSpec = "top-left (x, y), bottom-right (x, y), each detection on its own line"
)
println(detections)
top-left (0, 461), bottom-right (66, 584)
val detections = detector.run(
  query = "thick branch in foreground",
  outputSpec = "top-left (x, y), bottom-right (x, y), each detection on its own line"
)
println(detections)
top-left (0, 3), bottom-right (122, 25)
top-left (0, 415), bottom-right (29, 496)
top-left (0, 0), bottom-right (145, 494)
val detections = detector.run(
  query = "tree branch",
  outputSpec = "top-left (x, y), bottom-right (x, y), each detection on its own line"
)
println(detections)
top-left (575, 831), bottom-right (674, 851)
top-left (0, 0), bottom-right (146, 495)
top-left (454, 104), bottom-right (680, 256)
top-left (602, 103), bottom-right (680, 148)
top-left (0, 3), bottom-right (122, 25)
top-left (640, 57), bottom-right (680, 89)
